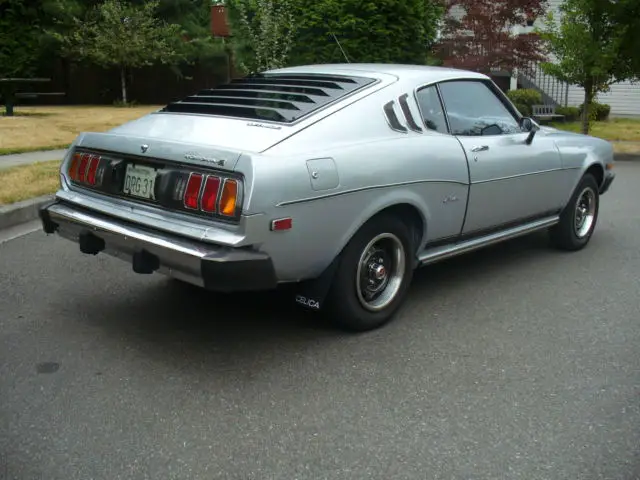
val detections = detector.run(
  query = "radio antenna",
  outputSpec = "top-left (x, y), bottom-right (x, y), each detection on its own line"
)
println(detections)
top-left (331, 32), bottom-right (351, 63)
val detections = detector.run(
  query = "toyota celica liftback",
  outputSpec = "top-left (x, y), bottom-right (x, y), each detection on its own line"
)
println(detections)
top-left (39, 64), bottom-right (616, 332)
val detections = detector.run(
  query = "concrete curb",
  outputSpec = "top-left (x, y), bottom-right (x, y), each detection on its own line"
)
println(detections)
top-left (0, 195), bottom-right (53, 231)
top-left (615, 153), bottom-right (640, 162)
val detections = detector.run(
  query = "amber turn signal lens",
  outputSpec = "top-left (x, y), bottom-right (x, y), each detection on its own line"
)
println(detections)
top-left (219, 179), bottom-right (238, 216)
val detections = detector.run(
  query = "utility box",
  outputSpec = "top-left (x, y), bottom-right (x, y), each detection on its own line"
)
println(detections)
top-left (211, 4), bottom-right (230, 38)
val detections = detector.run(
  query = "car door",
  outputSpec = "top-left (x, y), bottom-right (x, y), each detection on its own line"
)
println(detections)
top-left (437, 79), bottom-right (565, 235)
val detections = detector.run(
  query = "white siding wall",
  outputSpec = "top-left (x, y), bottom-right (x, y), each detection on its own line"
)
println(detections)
top-left (566, 82), bottom-right (640, 116)
top-left (536, 0), bottom-right (640, 116)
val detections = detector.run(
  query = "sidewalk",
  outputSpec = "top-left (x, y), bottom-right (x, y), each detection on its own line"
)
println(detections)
top-left (0, 149), bottom-right (67, 170)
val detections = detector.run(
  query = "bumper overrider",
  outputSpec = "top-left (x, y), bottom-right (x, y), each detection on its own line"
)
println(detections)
top-left (38, 201), bottom-right (278, 292)
top-left (600, 170), bottom-right (616, 195)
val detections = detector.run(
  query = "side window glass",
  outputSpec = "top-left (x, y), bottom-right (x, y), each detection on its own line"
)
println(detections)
top-left (415, 85), bottom-right (448, 134)
top-left (438, 81), bottom-right (522, 136)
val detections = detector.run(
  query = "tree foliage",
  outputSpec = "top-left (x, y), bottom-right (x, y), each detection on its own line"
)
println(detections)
top-left (226, 0), bottom-right (297, 74)
top-left (612, 0), bottom-right (640, 78)
top-left (437, 0), bottom-right (548, 74)
top-left (0, 0), bottom-right (49, 78)
top-left (51, 0), bottom-right (182, 103)
top-left (136, 0), bottom-right (225, 67)
top-left (227, 0), bottom-right (444, 70)
top-left (290, 0), bottom-right (444, 66)
top-left (539, 0), bottom-right (639, 134)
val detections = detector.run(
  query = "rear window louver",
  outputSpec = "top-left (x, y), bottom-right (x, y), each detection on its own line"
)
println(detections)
top-left (162, 73), bottom-right (377, 123)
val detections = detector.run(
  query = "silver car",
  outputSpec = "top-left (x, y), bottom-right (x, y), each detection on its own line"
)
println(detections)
top-left (39, 64), bottom-right (616, 331)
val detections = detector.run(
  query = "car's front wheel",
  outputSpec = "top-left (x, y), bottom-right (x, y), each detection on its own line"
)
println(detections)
top-left (324, 214), bottom-right (415, 332)
top-left (550, 173), bottom-right (600, 251)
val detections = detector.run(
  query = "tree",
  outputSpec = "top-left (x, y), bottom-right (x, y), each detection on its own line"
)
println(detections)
top-left (539, 0), bottom-right (638, 134)
top-left (0, 0), bottom-right (49, 78)
top-left (227, 0), bottom-right (444, 72)
top-left (289, 0), bottom-right (444, 66)
top-left (136, 0), bottom-right (226, 68)
top-left (226, 0), bottom-right (297, 74)
top-left (613, 0), bottom-right (640, 79)
top-left (437, 0), bottom-right (548, 74)
top-left (52, 0), bottom-right (182, 103)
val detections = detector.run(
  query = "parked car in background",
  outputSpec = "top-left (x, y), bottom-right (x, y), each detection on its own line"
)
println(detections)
top-left (39, 64), bottom-right (616, 331)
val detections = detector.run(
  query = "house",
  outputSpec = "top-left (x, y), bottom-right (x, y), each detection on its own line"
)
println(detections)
top-left (444, 0), bottom-right (640, 117)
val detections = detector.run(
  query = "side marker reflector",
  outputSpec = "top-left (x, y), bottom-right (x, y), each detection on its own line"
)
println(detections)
top-left (271, 218), bottom-right (292, 231)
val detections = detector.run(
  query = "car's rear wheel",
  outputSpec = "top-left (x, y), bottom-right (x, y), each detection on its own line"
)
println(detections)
top-left (324, 214), bottom-right (415, 332)
top-left (549, 173), bottom-right (600, 251)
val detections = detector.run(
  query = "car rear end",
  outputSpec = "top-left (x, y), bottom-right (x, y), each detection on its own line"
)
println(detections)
top-left (40, 131), bottom-right (281, 292)
top-left (39, 69), bottom-right (391, 291)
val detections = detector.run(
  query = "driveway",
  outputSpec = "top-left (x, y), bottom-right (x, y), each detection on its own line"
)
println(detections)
top-left (1, 163), bottom-right (639, 480)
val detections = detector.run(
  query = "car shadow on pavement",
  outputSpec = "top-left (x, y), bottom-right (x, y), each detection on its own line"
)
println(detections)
top-left (71, 230), bottom-right (576, 369)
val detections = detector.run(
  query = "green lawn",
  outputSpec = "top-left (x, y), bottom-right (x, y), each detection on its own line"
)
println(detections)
top-left (0, 105), bottom-right (161, 155)
top-left (551, 118), bottom-right (640, 142)
top-left (0, 160), bottom-right (61, 205)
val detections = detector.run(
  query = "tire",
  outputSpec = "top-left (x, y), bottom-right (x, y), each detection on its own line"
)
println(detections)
top-left (323, 213), bottom-right (415, 332)
top-left (549, 173), bottom-right (600, 251)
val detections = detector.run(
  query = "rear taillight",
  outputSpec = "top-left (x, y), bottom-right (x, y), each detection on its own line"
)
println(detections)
top-left (219, 179), bottom-right (238, 217)
top-left (201, 176), bottom-right (222, 213)
top-left (86, 155), bottom-right (100, 185)
top-left (176, 172), bottom-right (241, 219)
top-left (183, 173), bottom-right (204, 210)
top-left (77, 153), bottom-right (90, 183)
top-left (68, 152), bottom-right (104, 187)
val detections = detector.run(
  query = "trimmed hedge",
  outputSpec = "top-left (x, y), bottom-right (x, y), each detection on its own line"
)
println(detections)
top-left (578, 102), bottom-right (611, 121)
top-left (556, 106), bottom-right (580, 122)
top-left (514, 102), bottom-right (531, 116)
top-left (507, 89), bottom-right (542, 109)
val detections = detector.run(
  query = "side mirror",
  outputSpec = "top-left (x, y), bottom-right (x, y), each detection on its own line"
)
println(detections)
top-left (520, 117), bottom-right (539, 145)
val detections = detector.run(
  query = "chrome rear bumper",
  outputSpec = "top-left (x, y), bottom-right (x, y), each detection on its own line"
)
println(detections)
top-left (39, 201), bottom-right (277, 292)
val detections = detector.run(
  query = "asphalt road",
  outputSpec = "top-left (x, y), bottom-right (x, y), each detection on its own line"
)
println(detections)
top-left (1, 163), bottom-right (639, 480)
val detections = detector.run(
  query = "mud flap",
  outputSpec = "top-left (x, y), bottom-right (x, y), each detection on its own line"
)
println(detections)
top-left (293, 256), bottom-right (341, 312)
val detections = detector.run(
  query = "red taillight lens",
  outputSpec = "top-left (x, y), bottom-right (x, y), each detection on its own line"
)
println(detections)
top-left (68, 152), bottom-right (103, 186)
top-left (86, 155), bottom-right (100, 185)
top-left (183, 173), bottom-right (204, 209)
top-left (201, 176), bottom-right (221, 213)
top-left (68, 153), bottom-right (82, 181)
top-left (77, 153), bottom-right (90, 183)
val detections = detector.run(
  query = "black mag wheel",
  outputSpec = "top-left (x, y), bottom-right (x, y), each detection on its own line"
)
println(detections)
top-left (324, 214), bottom-right (415, 332)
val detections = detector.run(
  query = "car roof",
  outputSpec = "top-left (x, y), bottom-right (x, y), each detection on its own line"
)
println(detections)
top-left (266, 63), bottom-right (490, 83)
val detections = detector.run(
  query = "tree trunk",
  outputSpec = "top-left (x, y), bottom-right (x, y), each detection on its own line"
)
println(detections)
top-left (120, 67), bottom-right (127, 105)
top-left (581, 77), bottom-right (594, 135)
top-left (4, 96), bottom-right (14, 117)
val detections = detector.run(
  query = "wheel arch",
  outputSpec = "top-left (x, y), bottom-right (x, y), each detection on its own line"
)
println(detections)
top-left (585, 162), bottom-right (604, 189)
top-left (293, 196), bottom-right (429, 311)
top-left (339, 197), bottom-right (429, 261)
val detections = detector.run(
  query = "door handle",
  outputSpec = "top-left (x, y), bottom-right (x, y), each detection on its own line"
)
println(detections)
top-left (470, 145), bottom-right (489, 152)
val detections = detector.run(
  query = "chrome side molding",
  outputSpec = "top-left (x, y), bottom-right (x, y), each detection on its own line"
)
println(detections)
top-left (418, 216), bottom-right (560, 266)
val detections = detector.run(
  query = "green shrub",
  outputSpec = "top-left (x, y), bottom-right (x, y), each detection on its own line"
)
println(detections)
top-left (578, 102), bottom-right (611, 121)
top-left (513, 102), bottom-right (531, 117)
top-left (556, 106), bottom-right (580, 122)
top-left (507, 89), bottom-right (542, 109)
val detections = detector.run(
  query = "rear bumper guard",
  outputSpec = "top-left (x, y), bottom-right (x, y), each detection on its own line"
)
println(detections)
top-left (39, 201), bottom-right (278, 292)
top-left (600, 171), bottom-right (615, 195)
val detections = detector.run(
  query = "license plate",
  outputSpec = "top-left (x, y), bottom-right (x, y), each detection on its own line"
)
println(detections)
top-left (123, 164), bottom-right (157, 200)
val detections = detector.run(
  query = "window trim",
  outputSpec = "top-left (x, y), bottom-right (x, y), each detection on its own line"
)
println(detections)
top-left (434, 78), bottom-right (525, 137)
top-left (413, 82), bottom-right (451, 135)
